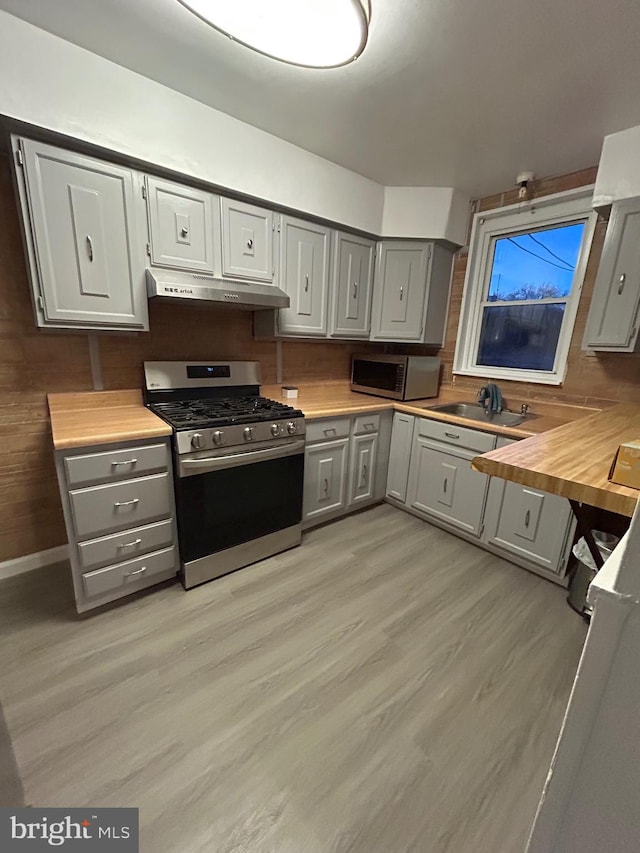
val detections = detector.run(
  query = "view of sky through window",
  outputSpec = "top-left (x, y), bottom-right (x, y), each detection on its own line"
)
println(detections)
top-left (487, 221), bottom-right (586, 302)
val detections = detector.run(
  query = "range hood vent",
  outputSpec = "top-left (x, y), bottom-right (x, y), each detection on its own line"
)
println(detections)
top-left (146, 269), bottom-right (289, 310)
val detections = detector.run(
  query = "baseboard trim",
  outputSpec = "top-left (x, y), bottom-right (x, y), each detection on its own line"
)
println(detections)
top-left (0, 545), bottom-right (69, 580)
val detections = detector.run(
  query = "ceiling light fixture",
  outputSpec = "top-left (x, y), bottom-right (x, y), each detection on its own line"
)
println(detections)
top-left (177, 0), bottom-right (371, 69)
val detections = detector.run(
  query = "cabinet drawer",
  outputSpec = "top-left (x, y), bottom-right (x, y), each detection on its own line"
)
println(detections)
top-left (352, 413), bottom-right (380, 435)
top-left (306, 417), bottom-right (351, 443)
top-left (70, 472), bottom-right (172, 538)
top-left (65, 443), bottom-right (167, 486)
top-left (416, 418), bottom-right (496, 453)
top-left (82, 546), bottom-right (177, 598)
top-left (77, 518), bottom-right (174, 571)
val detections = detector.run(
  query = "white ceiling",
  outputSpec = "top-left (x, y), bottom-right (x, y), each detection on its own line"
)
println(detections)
top-left (1, 0), bottom-right (640, 197)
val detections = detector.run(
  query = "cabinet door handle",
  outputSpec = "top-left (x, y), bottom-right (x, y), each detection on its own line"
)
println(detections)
top-left (525, 509), bottom-right (531, 528)
top-left (111, 458), bottom-right (138, 466)
top-left (399, 285), bottom-right (404, 301)
top-left (361, 463), bottom-right (368, 487)
top-left (118, 538), bottom-right (143, 549)
top-left (618, 273), bottom-right (626, 295)
top-left (323, 478), bottom-right (329, 495)
top-left (353, 281), bottom-right (358, 299)
top-left (124, 566), bottom-right (147, 578)
top-left (114, 498), bottom-right (140, 508)
top-left (180, 227), bottom-right (189, 238)
top-left (247, 237), bottom-right (253, 249)
top-left (86, 235), bottom-right (94, 262)
top-left (445, 432), bottom-right (460, 440)
top-left (443, 477), bottom-right (448, 494)
top-left (305, 274), bottom-right (310, 292)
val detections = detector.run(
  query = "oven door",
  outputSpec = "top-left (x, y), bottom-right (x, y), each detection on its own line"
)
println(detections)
top-left (174, 439), bottom-right (304, 586)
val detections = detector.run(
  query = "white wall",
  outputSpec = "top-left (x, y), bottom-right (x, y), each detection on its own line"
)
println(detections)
top-left (0, 11), bottom-right (468, 244)
top-left (382, 187), bottom-right (470, 245)
top-left (526, 509), bottom-right (640, 853)
top-left (593, 124), bottom-right (640, 209)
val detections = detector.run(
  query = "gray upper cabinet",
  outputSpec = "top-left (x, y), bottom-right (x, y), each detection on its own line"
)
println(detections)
top-left (370, 241), bottom-right (453, 344)
top-left (14, 137), bottom-right (147, 331)
top-left (583, 199), bottom-right (640, 351)
top-left (278, 216), bottom-right (331, 336)
top-left (146, 176), bottom-right (215, 273)
top-left (220, 197), bottom-right (273, 281)
top-left (329, 232), bottom-right (374, 338)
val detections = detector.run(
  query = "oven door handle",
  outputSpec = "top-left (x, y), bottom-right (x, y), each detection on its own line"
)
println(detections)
top-left (179, 439), bottom-right (305, 476)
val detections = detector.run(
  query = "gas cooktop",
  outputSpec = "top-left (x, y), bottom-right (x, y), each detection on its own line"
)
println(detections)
top-left (149, 396), bottom-right (303, 431)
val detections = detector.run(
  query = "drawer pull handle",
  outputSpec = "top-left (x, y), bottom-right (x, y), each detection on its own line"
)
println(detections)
top-left (618, 273), bottom-right (626, 295)
top-left (124, 566), bottom-right (147, 578)
top-left (118, 538), bottom-right (143, 549)
top-left (323, 428), bottom-right (337, 436)
top-left (111, 458), bottom-right (138, 466)
top-left (445, 432), bottom-right (460, 440)
top-left (525, 510), bottom-right (531, 528)
top-left (364, 423), bottom-right (375, 430)
top-left (114, 498), bottom-right (140, 508)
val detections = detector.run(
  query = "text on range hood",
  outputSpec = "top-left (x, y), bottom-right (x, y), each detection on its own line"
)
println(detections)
top-left (146, 269), bottom-right (290, 310)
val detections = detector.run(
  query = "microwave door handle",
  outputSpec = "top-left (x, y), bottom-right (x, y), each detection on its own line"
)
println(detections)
top-left (179, 439), bottom-right (305, 477)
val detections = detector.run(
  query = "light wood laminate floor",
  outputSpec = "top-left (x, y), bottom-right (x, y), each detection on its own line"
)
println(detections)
top-left (0, 504), bottom-right (587, 853)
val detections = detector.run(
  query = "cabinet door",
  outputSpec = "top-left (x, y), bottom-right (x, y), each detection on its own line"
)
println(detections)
top-left (386, 413), bottom-right (414, 503)
top-left (583, 199), bottom-right (640, 351)
top-left (146, 176), bottom-right (214, 272)
top-left (407, 437), bottom-right (489, 536)
top-left (279, 217), bottom-right (330, 336)
top-left (349, 434), bottom-right (378, 506)
top-left (303, 438), bottom-right (349, 522)
top-left (370, 242), bottom-right (431, 342)
top-left (483, 437), bottom-right (574, 575)
top-left (220, 198), bottom-right (273, 281)
top-left (330, 233), bottom-right (374, 338)
top-left (18, 138), bottom-right (146, 330)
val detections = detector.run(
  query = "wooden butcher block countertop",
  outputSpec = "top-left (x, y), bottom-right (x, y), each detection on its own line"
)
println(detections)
top-left (262, 381), bottom-right (595, 440)
top-left (472, 403), bottom-right (640, 517)
top-left (48, 389), bottom-right (172, 450)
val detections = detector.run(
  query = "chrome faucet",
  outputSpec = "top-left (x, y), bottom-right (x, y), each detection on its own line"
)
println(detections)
top-left (520, 403), bottom-right (530, 416)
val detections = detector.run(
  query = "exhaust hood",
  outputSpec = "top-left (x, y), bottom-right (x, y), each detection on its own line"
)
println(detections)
top-left (146, 269), bottom-right (289, 310)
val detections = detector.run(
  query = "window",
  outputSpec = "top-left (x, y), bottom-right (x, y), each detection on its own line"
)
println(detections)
top-left (454, 188), bottom-right (597, 385)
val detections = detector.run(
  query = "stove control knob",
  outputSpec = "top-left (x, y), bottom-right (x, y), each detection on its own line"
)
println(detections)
top-left (213, 430), bottom-right (224, 446)
top-left (191, 433), bottom-right (205, 450)
top-left (271, 423), bottom-right (280, 437)
top-left (287, 421), bottom-right (297, 435)
top-left (243, 426), bottom-right (254, 441)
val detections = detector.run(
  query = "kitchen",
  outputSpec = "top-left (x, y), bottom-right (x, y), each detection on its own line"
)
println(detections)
top-left (2, 2), bottom-right (640, 851)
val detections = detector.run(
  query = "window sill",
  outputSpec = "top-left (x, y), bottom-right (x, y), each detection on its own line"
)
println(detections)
top-left (453, 366), bottom-right (564, 386)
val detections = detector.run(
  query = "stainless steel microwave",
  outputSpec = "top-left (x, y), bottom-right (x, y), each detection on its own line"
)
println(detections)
top-left (351, 354), bottom-right (441, 400)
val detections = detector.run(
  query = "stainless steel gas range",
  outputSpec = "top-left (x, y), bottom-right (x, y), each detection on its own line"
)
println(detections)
top-left (144, 361), bottom-right (305, 589)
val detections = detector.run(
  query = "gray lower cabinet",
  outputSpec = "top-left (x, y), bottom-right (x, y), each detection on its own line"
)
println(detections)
top-left (386, 412), bottom-right (415, 503)
top-left (55, 438), bottom-right (179, 613)
top-left (303, 411), bottom-right (392, 527)
top-left (278, 216), bottom-right (331, 336)
top-left (583, 198), bottom-right (640, 351)
top-left (386, 418), bottom-right (574, 584)
top-left (329, 232), bottom-right (375, 338)
top-left (13, 136), bottom-right (148, 331)
top-left (482, 437), bottom-right (575, 578)
top-left (406, 437), bottom-right (489, 537)
top-left (145, 175), bottom-right (215, 273)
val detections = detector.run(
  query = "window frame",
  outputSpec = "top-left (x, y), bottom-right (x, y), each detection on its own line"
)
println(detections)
top-left (453, 187), bottom-right (598, 385)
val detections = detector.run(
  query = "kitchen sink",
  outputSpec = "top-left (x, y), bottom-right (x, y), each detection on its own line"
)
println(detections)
top-left (425, 401), bottom-right (533, 427)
